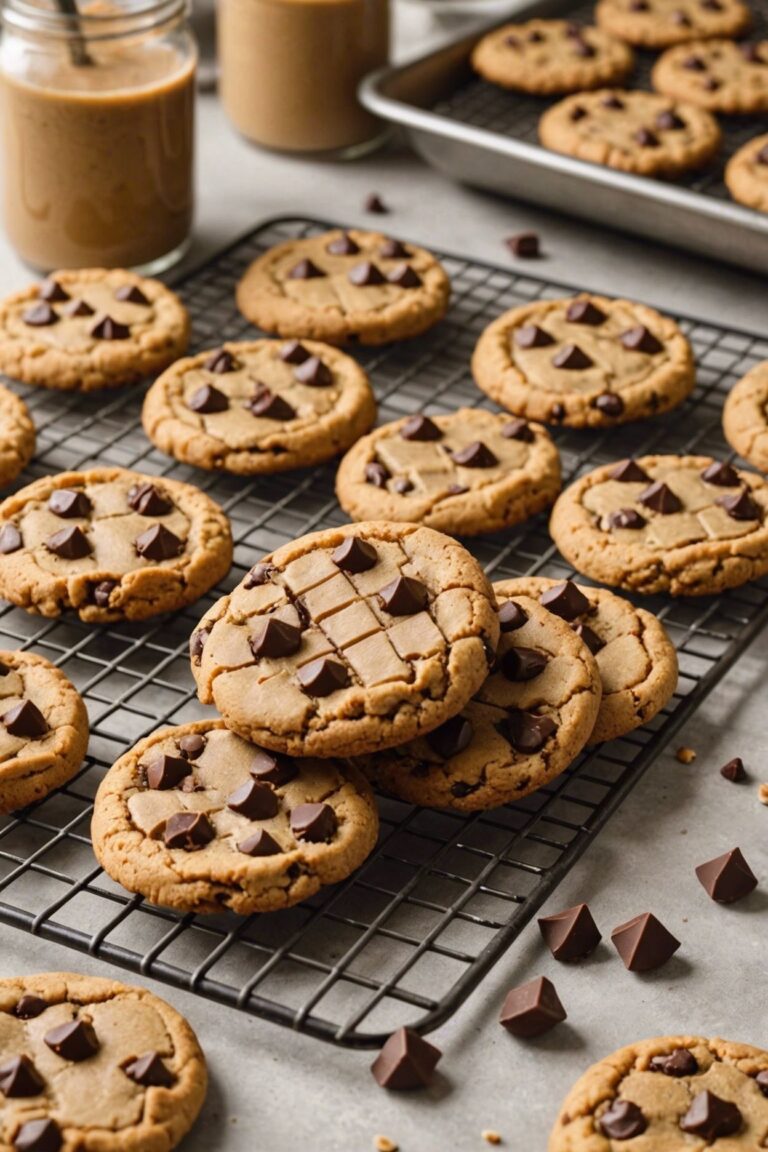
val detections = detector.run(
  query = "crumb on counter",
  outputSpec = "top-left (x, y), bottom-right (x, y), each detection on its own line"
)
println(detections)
top-left (759, 783), bottom-right (768, 805)
top-left (374, 1136), bottom-right (398, 1152)
top-left (482, 1130), bottom-right (503, 1145)
top-left (676, 746), bottom-right (697, 764)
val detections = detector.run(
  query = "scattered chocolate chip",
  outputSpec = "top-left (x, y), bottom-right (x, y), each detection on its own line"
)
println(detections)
top-left (503, 709), bottom-right (557, 753)
top-left (135, 524), bottom-right (183, 561)
top-left (499, 976), bottom-right (566, 1037)
top-left (540, 579), bottom-right (591, 621)
top-left (611, 459), bottom-right (650, 483)
top-left (639, 480), bottom-right (682, 514)
top-left (297, 657), bottom-right (349, 696)
top-left (290, 801), bottom-right (337, 842)
top-left (188, 384), bottom-right (229, 414)
top-left (45, 525), bottom-right (92, 559)
top-left (250, 617), bottom-right (302, 659)
top-left (593, 392), bottom-right (624, 417)
top-left (227, 779), bottom-right (279, 820)
top-left (680, 1092), bottom-right (742, 1141)
top-left (122, 1051), bottom-right (175, 1087)
top-left (127, 483), bottom-right (172, 517)
top-left (427, 715), bottom-right (473, 759)
top-left (451, 441), bottom-right (498, 468)
top-left (294, 355), bottom-right (332, 387)
top-left (386, 263), bottom-right (422, 288)
top-left (22, 302), bottom-right (59, 327)
top-left (650, 1047), bottom-right (699, 1076)
top-left (0, 1055), bottom-right (44, 1097)
top-left (506, 232), bottom-right (540, 258)
top-left (145, 752), bottom-right (190, 790)
top-left (401, 414), bottom-right (441, 441)
top-left (657, 109), bottom-right (686, 130)
top-left (365, 462), bottom-right (390, 488)
top-left (502, 418), bottom-right (534, 442)
top-left (13, 1118), bottom-right (62, 1152)
top-left (635, 128), bottom-right (660, 147)
top-left (90, 315), bottom-right (130, 340)
top-left (238, 828), bottom-right (282, 856)
top-left (244, 562), bottom-right (276, 588)
top-left (393, 477), bottom-right (414, 494)
top-left (720, 756), bottom-right (746, 782)
top-left (570, 104), bottom-right (588, 121)
top-left (499, 600), bottom-right (528, 631)
top-left (621, 325), bottom-right (663, 354)
top-left (348, 261), bottom-right (385, 287)
top-left (538, 903), bottom-right (601, 962)
top-left (15, 995), bottom-right (47, 1019)
top-left (178, 733), bottom-right (206, 759)
top-left (598, 1100), bottom-right (647, 1140)
top-left (601, 94), bottom-right (625, 110)
top-left (515, 324), bottom-right (555, 349)
top-left (39, 279), bottom-right (69, 303)
top-left (3, 700), bottom-right (48, 739)
top-left (379, 238), bottom-right (410, 259)
top-left (0, 525), bottom-right (22, 553)
top-left (695, 847), bottom-right (757, 903)
top-left (379, 575), bottom-right (428, 615)
top-left (164, 811), bottom-right (215, 850)
top-left (364, 193), bottom-right (388, 213)
top-left (503, 646), bottom-right (548, 681)
top-left (204, 348), bottom-right (239, 373)
top-left (371, 1028), bottom-right (441, 1089)
top-left (717, 488), bottom-right (760, 521)
top-left (44, 1018), bottom-right (99, 1061)
top-left (48, 488), bottom-right (92, 518)
top-left (331, 536), bottom-right (378, 573)
top-left (326, 232), bottom-right (360, 256)
top-left (552, 343), bottom-right (593, 370)
top-left (755, 1071), bottom-right (768, 1096)
top-left (701, 460), bottom-right (740, 486)
top-left (566, 299), bottom-right (607, 325)
top-left (249, 387), bottom-right (296, 421)
top-left (610, 911), bottom-right (680, 971)
top-left (683, 53), bottom-right (706, 70)
top-left (190, 627), bottom-right (210, 664)
top-left (572, 622), bottom-right (605, 653)
top-left (250, 748), bottom-right (298, 786)
top-left (288, 258), bottom-right (324, 280)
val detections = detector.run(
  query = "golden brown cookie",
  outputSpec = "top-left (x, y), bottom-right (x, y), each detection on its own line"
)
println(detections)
top-left (723, 361), bottom-right (768, 472)
top-left (725, 132), bottom-right (768, 212)
top-left (471, 20), bottom-right (634, 94)
top-left (0, 385), bottom-right (34, 489)
top-left (652, 39), bottom-right (768, 113)
top-left (595, 0), bottom-right (751, 48)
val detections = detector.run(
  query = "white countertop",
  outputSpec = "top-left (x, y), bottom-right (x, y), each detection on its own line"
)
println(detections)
top-left (0, 5), bottom-right (767, 1151)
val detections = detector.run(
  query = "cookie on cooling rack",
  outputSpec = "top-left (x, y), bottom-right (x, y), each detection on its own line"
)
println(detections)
top-left (0, 383), bottom-right (34, 489)
top-left (723, 360), bottom-right (768, 472)
top-left (725, 132), bottom-right (768, 212)
top-left (652, 39), bottom-right (768, 114)
top-left (595, 0), bottom-right (751, 48)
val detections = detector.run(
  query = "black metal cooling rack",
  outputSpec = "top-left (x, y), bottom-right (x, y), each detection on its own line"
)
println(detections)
top-left (0, 216), bottom-right (767, 1048)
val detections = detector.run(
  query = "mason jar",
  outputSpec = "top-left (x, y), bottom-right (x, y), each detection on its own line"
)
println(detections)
top-left (0, 0), bottom-right (197, 273)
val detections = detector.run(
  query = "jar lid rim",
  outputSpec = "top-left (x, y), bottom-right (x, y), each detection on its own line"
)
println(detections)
top-left (2, 0), bottom-right (188, 39)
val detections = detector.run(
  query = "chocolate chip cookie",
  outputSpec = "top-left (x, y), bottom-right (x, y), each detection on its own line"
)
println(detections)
top-left (498, 577), bottom-right (678, 744)
top-left (471, 20), bottom-right (634, 95)
top-left (550, 454), bottom-right (768, 596)
top-left (0, 270), bottom-right (189, 392)
top-left (92, 720), bottom-right (379, 914)
top-left (236, 229), bottom-right (451, 346)
top-left (472, 294), bottom-right (695, 428)
top-left (143, 338), bottom-right (376, 474)
top-left (549, 1036), bottom-right (768, 1150)
top-left (359, 586), bottom-right (601, 811)
top-left (0, 971), bottom-right (207, 1152)
top-left (0, 384), bottom-right (34, 489)
top-left (0, 650), bottom-right (88, 813)
top-left (652, 40), bottom-right (768, 113)
top-left (0, 468), bottom-right (232, 622)
top-left (595, 0), bottom-right (751, 48)
top-left (190, 522), bottom-right (500, 758)
top-left (724, 362), bottom-right (768, 473)
top-left (725, 132), bottom-right (768, 211)
top-left (335, 409), bottom-right (561, 536)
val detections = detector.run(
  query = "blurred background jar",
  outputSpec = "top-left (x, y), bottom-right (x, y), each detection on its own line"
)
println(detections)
top-left (218, 0), bottom-right (389, 157)
top-left (0, 0), bottom-right (197, 273)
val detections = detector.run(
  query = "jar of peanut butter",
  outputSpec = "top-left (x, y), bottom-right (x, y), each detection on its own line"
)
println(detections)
top-left (218, 0), bottom-right (389, 156)
top-left (0, 0), bottom-right (197, 273)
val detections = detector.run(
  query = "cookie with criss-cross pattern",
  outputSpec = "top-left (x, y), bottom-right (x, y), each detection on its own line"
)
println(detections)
top-left (724, 362), bottom-right (768, 473)
top-left (335, 408), bottom-right (561, 536)
top-left (595, 0), bottom-right (751, 48)
top-left (190, 522), bottom-right (500, 758)
top-left (471, 20), bottom-right (634, 94)
top-left (472, 293), bottom-right (694, 428)
top-left (726, 133), bottom-right (768, 212)
top-left (550, 454), bottom-right (768, 596)
top-left (236, 229), bottom-right (451, 346)
top-left (652, 39), bottom-right (768, 113)
top-left (549, 1035), bottom-right (768, 1151)
top-left (92, 720), bottom-right (379, 914)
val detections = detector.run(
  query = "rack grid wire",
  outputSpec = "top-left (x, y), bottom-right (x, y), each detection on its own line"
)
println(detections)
top-left (0, 215), bottom-right (766, 1049)
top-left (433, 0), bottom-right (768, 203)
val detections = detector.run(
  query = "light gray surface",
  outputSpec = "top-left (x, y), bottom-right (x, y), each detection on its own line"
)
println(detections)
top-left (0, 5), bottom-right (767, 1151)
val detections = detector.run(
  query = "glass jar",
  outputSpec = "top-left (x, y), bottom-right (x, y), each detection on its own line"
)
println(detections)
top-left (0, 0), bottom-right (197, 273)
top-left (217, 0), bottom-right (389, 157)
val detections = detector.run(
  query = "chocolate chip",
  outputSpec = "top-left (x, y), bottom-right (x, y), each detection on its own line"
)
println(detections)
top-left (598, 1100), bottom-right (647, 1140)
top-left (720, 756), bottom-right (746, 782)
top-left (514, 324), bottom-right (554, 349)
top-left (401, 414), bottom-right (441, 441)
top-left (657, 109), bottom-right (685, 130)
top-left (570, 104), bottom-right (587, 121)
top-left (552, 343), bottom-right (593, 370)
top-left (552, 405), bottom-right (565, 421)
top-left (503, 709), bottom-right (557, 753)
top-left (671, 8), bottom-right (691, 23)
top-left (451, 781), bottom-right (477, 798)
top-left (503, 646), bottom-right (548, 681)
top-left (326, 232), bottom-right (360, 256)
top-left (348, 261), bottom-right (385, 287)
top-left (629, 0), bottom-right (649, 9)
top-left (755, 1071), bottom-right (768, 1096)
top-left (290, 801), bottom-right (337, 842)
top-left (371, 1028), bottom-right (441, 1090)
top-left (380, 238), bottom-right (410, 259)
top-left (701, 460), bottom-right (740, 486)
top-left (204, 348), bottom-right (239, 373)
top-left (499, 976), bottom-right (566, 1037)
top-left (717, 488), bottom-right (760, 520)
top-left (538, 903), bottom-right (601, 962)
top-left (639, 480), bottom-right (682, 514)
top-left (135, 524), bottom-right (183, 560)
top-left (288, 258), bottom-right (324, 280)
top-left (227, 779), bottom-right (279, 819)
top-left (48, 488), bottom-right (92, 518)
top-left (499, 600), bottom-right (528, 631)
top-left (650, 1048), bottom-right (699, 1076)
top-left (188, 384), bottom-right (229, 413)
top-left (250, 617), bottom-right (302, 659)
top-left (365, 462), bottom-right (390, 488)
top-left (540, 580), bottom-right (591, 620)
top-left (238, 828), bottom-right (282, 856)
top-left (621, 325), bottom-right (663, 354)
top-left (14, 995), bottom-right (47, 1019)
top-left (695, 847), bottom-right (757, 903)
top-left (297, 657), bottom-right (349, 696)
top-left (387, 263), bottom-right (422, 288)
top-left (0, 525), bottom-right (22, 553)
top-left (572, 37), bottom-right (595, 55)
top-left (505, 32), bottom-right (521, 45)
top-left (447, 483), bottom-right (468, 495)
top-left (250, 749), bottom-right (297, 786)
top-left (13, 1119), bottom-right (62, 1152)
top-left (44, 1018), bottom-right (99, 1061)
top-left (741, 41), bottom-right (764, 62)
top-left (190, 627), bottom-right (210, 664)
top-left (365, 193), bottom-right (388, 213)
top-left (393, 478), bottom-right (414, 494)
top-left (528, 29), bottom-right (544, 40)
top-left (39, 278), bottom-right (69, 303)
top-left (127, 483), bottom-right (172, 517)
top-left (610, 459), bottom-right (650, 483)
top-left (23, 302), bottom-right (59, 327)
top-left (163, 812), bottom-right (215, 850)
top-left (122, 1052), bottom-right (175, 1087)
top-left (572, 622), bottom-right (605, 653)
top-left (451, 440), bottom-right (498, 468)
top-left (244, 562), bottom-right (277, 588)
top-left (566, 299), bottom-right (607, 325)
top-left (593, 392), bottom-right (624, 417)
top-left (0, 1055), bottom-right (44, 1097)
top-left (46, 525), bottom-right (92, 559)
top-left (683, 53), bottom-right (706, 70)
top-left (145, 752), bottom-right (190, 790)
top-left (379, 575), bottom-right (428, 615)
top-left (331, 536), bottom-right (378, 573)
top-left (62, 298), bottom-right (95, 318)
top-left (294, 355), bottom-right (332, 387)
top-left (702, 76), bottom-right (721, 91)
top-left (601, 94), bottom-right (625, 109)
top-left (502, 418), bottom-right (534, 442)
top-left (178, 733), bottom-right (206, 759)
top-left (506, 232), bottom-right (540, 258)
top-left (427, 715), bottom-right (473, 759)
top-left (680, 1092), bottom-right (742, 1140)
top-left (90, 315), bottom-right (130, 340)
top-left (3, 700), bottom-right (48, 739)
top-left (249, 388), bottom-right (296, 421)
top-left (635, 128), bottom-right (659, 147)
top-left (610, 911), bottom-right (680, 971)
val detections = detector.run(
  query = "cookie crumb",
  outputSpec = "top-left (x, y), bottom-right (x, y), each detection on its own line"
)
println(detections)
top-left (482, 1130), bottom-right (503, 1144)
top-left (675, 746), bottom-right (696, 764)
top-left (506, 232), bottom-right (540, 258)
top-left (759, 783), bottom-right (768, 805)
top-left (374, 1137), bottom-right (398, 1152)
top-left (365, 193), bottom-right (388, 214)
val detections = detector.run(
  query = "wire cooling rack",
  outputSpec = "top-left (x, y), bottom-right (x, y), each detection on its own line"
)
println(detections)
top-left (0, 216), bottom-right (767, 1048)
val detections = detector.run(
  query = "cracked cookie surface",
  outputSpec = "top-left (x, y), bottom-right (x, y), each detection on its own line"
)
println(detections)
top-left (725, 133), bottom-right (768, 213)
top-left (190, 522), bottom-right (500, 758)
top-left (92, 720), bottom-right (379, 914)
top-left (471, 20), bottom-right (634, 94)
top-left (142, 338), bottom-right (376, 474)
top-left (549, 1035), bottom-right (768, 1151)
top-left (472, 294), bottom-right (695, 428)
top-left (595, 0), bottom-right (750, 48)
top-left (335, 408), bottom-right (561, 536)
top-left (724, 361), bottom-right (768, 472)
top-left (550, 454), bottom-right (768, 596)
top-left (236, 229), bottom-right (451, 346)
top-left (652, 39), bottom-right (768, 114)
top-left (0, 269), bottom-right (189, 392)
top-left (0, 386), bottom-right (34, 489)
top-left (358, 587), bottom-right (601, 811)
top-left (0, 467), bottom-right (232, 622)
top-left (0, 971), bottom-right (206, 1152)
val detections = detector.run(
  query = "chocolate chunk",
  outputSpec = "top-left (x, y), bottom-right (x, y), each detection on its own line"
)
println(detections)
top-left (3, 700), bottom-right (48, 739)
top-left (145, 752), bottom-right (190, 790)
top-left (741, 41), bottom-right (764, 62)
top-left (683, 53), bottom-right (706, 70)
top-left (249, 388), bottom-right (296, 421)
top-left (635, 128), bottom-right (659, 147)
top-left (717, 488), bottom-right (760, 521)
top-left (538, 903), bottom-right (601, 962)
top-left (0, 1055), bottom-right (44, 1097)
top-left (15, 995), bottom-right (47, 1019)
top-left (364, 193), bottom-right (388, 213)
top-left (123, 1051), bottom-right (175, 1087)
top-left (503, 646), bottom-right (548, 681)
top-left (593, 393), bottom-right (624, 417)
top-left (227, 779), bottom-right (279, 820)
top-left (611, 459), bottom-right (650, 483)
top-left (90, 315), bottom-right (130, 340)
top-left (447, 483), bottom-right (468, 496)
top-left (552, 343), bottom-right (593, 370)
top-left (393, 478), bottom-right (414, 494)
top-left (348, 261), bottom-right (385, 287)
top-left (598, 1100), bottom-right (647, 1140)
top-left (621, 325), bottom-right (663, 354)
top-left (297, 657), bottom-right (349, 696)
top-left (288, 258), bottom-right (324, 280)
top-left (720, 756), bottom-right (746, 782)
top-left (639, 480), bottom-right (682, 514)
top-left (570, 104), bottom-right (587, 121)
top-left (290, 801), bottom-right (337, 842)
top-left (163, 811), bottom-right (215, 850)
top-left (502, 418), bottom-right (534, 442)
top-left (371, 1028), bottom-right (441, 1090)
top-left (607, 507), bottom-right (646, 530)
top-left (48, 488), bottom-right (92, 518)
top-left (610, 911), bottom-right (680, 971)
top-left (188, 384), bottom-right (229, 414)
top-left (657, 109), bottom-right (685, 130)
top-left (570, 622), bottom-right (604, 654)
top-left (238, 828), bottom-right (282, 856)
top-left (294, 355), bottom-right (332, 387)
top-left (572, 37), bottom-right (595, 55)
top-left (506, 232), bottom-right (540, 258)
top-left (695, 847), bottom-right (757, 903)
top-left (278, 342), bottom-right (310, 369)
top-left (755, 1071), bottom-right (768, 1096)
top-left (114, 284), bottom-right (149, 306)
top-left (671, 8), bottom-right (691, 23)
top-left (427, 715), bottom-right (473, 759)
top-left (44, 1018), bottom-right (99, 1061)
top-left (503, 709), bottom-right (556, 753)
top-left (701, 1), bottom-right (722, 11)
top-left (135, 524), bottom-right (183, 560)
top-left (178, 733), bottom-right (206, 759)
top-left (190, 627), bottom-right (210, 664)
top-left (702, 76), bottom-right (721, 91)
top-left (127, 482), bottom-right (172, 517)
top-left (701, 460), bottom-right (740, 486)
top-left (46, 525), bottom-right (91, 560)
top-left (39, 278), bottom-right (69, 303)
top-left (379, 575), bottom-right (428, 615)
top-left (499, 600), bottom-right (528, 631)
top-left (387, 263), bottom-right (422, 288)
top-left (365, 462), bottom-right (390, 488)
top-left (250, 749), bottom-right (298, 786)
top-left (451, 781), bottom-right (477, 798)
top-left (680, 1092), bottom-right (742, 1141)
top-left (331, 536), bottom-right (378, 573)
top-left (650, 1047), bottom-right (699, 1076)
top-left (326, 232), bottom-right (360, 256)
top-left (514, 324), bottom-right (554, 349)
top-left (62, 298), bottom-right (95, 318)
top-left (22, 302), bottom-right (59, 327)
top-left (244, 562), bottom-right (276, 588)
top-left (601, 94), bottom-right (625, 109)
top-left (250, 617), bottom-right (302, 659)
top-left (540, 579), bottom-right (591, 620)
top-left (629, 0), bottom-right (648, 8)
top-left (0, 525), bottom-right (22, 554)
top-left (451, 441), bottom-right (498, 468)
top-left (13, 1119), bottom-right (62, 1152)
top-left (401, 414), bottom-right (441, 441)
top-left (499, 976), bottom-right (566, 1038)
top-left (566, 299), bottom-right (606, 325)
top-left (204, 348), bottom-right (239, 373)
top-left (528, 29), bottom-right (544, 40)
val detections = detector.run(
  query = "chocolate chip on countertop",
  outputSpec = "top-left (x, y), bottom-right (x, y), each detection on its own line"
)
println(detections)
top-left (720, 756), bottom-right (746, 782)
top-left (506, 232), bottom-right (540, 258)
top-left (538, 903), bottom-right (601, 962)
top-left (371, 1028), bottom-right (441, 1089)
top-left (499, 976), bottom-right (566, 1037)
top-left (364, 193), bottom-right (388, 214)
top-left (695, 847), bottom-right (758, 903)
top-left (610, 911), bottom-right (680, 971)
